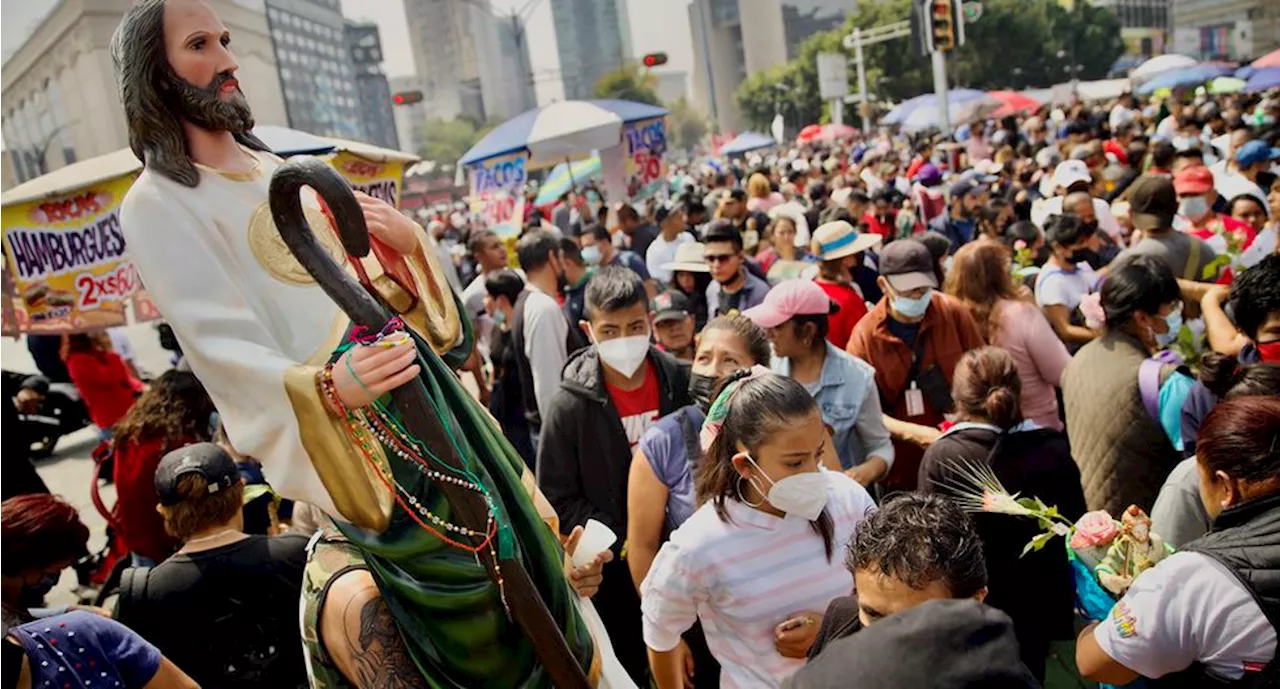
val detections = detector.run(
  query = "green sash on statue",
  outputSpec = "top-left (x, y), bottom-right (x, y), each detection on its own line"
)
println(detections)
top-left (332, 303), bottom-right (595, 688)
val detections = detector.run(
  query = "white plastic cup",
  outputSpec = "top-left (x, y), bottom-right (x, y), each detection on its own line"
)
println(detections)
top-left (571, 519), bottom-right (617, 567)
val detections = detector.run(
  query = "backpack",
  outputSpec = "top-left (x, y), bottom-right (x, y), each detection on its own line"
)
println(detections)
top-left (1139, 349), bottom-right (1195, 451)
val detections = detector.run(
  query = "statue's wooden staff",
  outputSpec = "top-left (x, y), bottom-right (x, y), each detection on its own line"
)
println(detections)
top-left (269, 157), bottom-right (591, 689)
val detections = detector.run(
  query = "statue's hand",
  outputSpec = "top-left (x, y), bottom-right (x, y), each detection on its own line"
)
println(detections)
top-left (332, 338), bottom-right (421, 410)
top-left (355, 191), bottom-right (419, 255)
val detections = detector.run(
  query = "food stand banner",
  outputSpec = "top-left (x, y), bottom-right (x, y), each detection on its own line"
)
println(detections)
top-left (2, 173), bottom-right (140, 333)
top-left (468, 151), bottom-right (528, 240)
top-left (328, 151), bottom-right (406, 208)
top-left (1, 266), bottom-right (18, 337)
top-left (623, 117), bottom-right (668, 201)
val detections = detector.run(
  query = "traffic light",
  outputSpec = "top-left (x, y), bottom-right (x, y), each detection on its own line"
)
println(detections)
top-left (641, 52), bottom-right (668, 68)
top-left (392, 90), bottom-right (424, 105)
top-left (930, 0), bottom-right (955, 52)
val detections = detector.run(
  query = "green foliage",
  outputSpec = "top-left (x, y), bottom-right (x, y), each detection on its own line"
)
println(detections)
top-left (594, 64), bottom-right (662, 106)
top-left (668, 97), bottom-right (709, 150)
top-left (418, 118), bottom-right (501, 166)
top-left (420, 118), bottom-right (481, 165)
top-left (732, 0), bottom-right (1125, 131)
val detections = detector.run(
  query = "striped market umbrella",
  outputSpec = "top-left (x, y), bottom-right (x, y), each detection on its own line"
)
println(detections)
top-left (459, 99), bottom-right (668, 168)
top-left (533, 155), bottom-right (602, 207)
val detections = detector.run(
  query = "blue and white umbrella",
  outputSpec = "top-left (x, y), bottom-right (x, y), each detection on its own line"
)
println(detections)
top-left (895, 91), bottom-right (1000, 132)
top-left (884, 89), bottom-right (996, 130)
top-left (459, 99), bottom-right (668, 168)
top-left (719, 131), bottom-right (776, 157)
top-left (1244, 68), bottom-right (1280, 94)
top-left (1135, 63), bottom-right (1236, 95)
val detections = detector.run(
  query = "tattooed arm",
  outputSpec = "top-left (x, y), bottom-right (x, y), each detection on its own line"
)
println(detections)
top-left (320, 569), bottom-right (427, 688)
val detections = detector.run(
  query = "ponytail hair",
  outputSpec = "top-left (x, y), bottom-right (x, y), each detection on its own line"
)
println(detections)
top-left (1201, 354), bottom-right (1280, 399)
top-left (952, 347), bottom-right (1024, 430)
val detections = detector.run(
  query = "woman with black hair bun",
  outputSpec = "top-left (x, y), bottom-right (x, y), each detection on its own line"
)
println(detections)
top-left (920, 347), bottom-right (1085, 681)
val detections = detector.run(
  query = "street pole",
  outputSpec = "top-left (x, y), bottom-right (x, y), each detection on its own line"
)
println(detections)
top-left (931, 49), bottom-right (950, 134)
top-left (841, 21), bottom-right (909, 135)
top-left (696, 0), bottom-right (720, 125)
top-left (853, 27), bottom-right (870, 136)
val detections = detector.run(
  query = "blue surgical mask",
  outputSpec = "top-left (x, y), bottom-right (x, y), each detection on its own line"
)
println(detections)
top-left (1156, 305), bottom-right (1183, 348)
top-left (492, 310), bottom-right (507, 326)
top-left (891, 289), bottom-right (933, 319)
top-left (581, 245), bottom-right (603, 266)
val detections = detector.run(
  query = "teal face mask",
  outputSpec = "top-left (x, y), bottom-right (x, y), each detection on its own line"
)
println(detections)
top-left (892, 289), bottom-right (933, 319)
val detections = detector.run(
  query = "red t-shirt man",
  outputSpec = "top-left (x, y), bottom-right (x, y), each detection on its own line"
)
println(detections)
top-left (605, 362), bottom-right (660, 449)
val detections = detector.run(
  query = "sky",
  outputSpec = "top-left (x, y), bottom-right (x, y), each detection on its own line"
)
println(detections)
top-left (339, 0), bottom-right (694, 105)
top-left (2, 0), bottom-right (695, 106)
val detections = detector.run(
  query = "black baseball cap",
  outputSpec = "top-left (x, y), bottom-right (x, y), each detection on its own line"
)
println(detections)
top-left (949, 177), bottom-right (983, 200)
top-left (878, 239), bottom-right (939, 292)
top-left (1128, 174), bottom-right (1177, 231)
top-left (652, 290), bottom-right (694, 323)
top-left (155, 442), bottom-right (240, 506)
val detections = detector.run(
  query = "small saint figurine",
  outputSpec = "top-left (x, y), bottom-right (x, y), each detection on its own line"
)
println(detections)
top-left (1096, 505), bottom-right (1171, 595)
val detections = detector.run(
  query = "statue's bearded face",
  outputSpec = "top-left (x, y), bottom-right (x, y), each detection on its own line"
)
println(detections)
top-left (162, 0), bottom-right (253, 133)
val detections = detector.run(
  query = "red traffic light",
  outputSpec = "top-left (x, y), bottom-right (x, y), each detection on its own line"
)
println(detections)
top-left (393, 90), bottom-right (424, 105)
top-left (641, 52), bottom-right (668, 68)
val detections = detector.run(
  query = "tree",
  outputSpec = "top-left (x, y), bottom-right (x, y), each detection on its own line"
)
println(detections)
top-left (668, 97), bottom-right (709, 150)
top-left (419, 118), bottom-right (500, 166)
top-left (731, 0), bottom-right (1124, 131)
top-left (593, 64), bottom-right (661, 106)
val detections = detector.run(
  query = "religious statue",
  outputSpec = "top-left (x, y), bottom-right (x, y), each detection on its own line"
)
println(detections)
top-left (110, 1), bottom-right (601, 685)
top-left (1095, 505), bottom-right (1170, 595)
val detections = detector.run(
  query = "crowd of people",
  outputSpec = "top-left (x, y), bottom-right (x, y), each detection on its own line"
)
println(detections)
top-left (6, 74), bottom-right (1280, 688)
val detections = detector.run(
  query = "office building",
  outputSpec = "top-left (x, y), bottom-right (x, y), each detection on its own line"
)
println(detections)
top-left (404, 0), bottom-right (511, 122)
top-left (690, 0), bottom-right (852, 133)
top-left (496, 13), bottom-right (538, 115)
top-left (1089, 0), bottom-right (1169, 56)
top-left (1171, 0), bottom-right (1280, 60)
top-left (345, 21), bottom-right (399, 149)
top-left (390, 75), bottom-right (429, 156)
top-left (1, 0), bottom-right (287, 185)
top-left (654, 71), bottom-right (691, 104)
top-left (550, 0), bottom-right (633, 100)
top-left (264, 0), bottom-right (365, 140)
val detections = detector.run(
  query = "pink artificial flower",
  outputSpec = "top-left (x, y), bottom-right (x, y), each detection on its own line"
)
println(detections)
top-left (1070, 510), bottom-right (1119, 549)
top-left (1080, 292), bottom-right (1106, 330)
top-left (1013, 239), bottom-right (1028, 251)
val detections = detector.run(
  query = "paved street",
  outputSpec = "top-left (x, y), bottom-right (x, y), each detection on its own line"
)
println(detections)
top-left (4, 323), bottom-right (173, 608)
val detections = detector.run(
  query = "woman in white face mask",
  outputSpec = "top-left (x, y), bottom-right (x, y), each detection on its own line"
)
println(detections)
top-left (640, 368), bottom-right (878, 689)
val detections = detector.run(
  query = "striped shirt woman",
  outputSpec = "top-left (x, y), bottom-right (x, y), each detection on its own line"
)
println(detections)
top-left (639, 369), bottom-right (876, 688)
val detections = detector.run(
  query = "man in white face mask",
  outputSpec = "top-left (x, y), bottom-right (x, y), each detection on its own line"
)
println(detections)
top-left (537, 265), bottom-right (692, 683)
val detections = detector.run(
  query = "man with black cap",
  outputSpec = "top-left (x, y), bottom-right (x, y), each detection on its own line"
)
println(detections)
top-left (114, 442), bottom-right (309, 689)
top-left (646, 200), bottom-right (694, 284)
top-left (1115, 175), bottom-right (1218, 288)
top-left (929, 177), bottom-right (985, 251)
top-left (651, 291), bottom-right (696, 361)
top-left (847, 239), bottom-right (984, 492)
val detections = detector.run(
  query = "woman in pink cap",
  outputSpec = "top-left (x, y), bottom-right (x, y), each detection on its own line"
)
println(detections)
top-left (743, 279), bottom-right (894, 486)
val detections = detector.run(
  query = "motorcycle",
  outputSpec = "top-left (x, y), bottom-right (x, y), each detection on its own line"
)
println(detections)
top-left (18, 379), bottom-right (92, 458)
